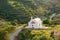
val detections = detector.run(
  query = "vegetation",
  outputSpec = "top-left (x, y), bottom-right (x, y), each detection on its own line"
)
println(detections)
top-left (17, 25), bottom-right (60, 40)
top-left (0, 0), bottom-right (60, 24)
top-left (43, 18), bottom-right (53, 26)
top-left (18, 29), bottom-right (57, 40)
top-left (0, 0), bottom-right (60, 40)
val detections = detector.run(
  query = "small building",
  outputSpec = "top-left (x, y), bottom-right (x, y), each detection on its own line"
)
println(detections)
top-left (28, 17), bottom-right (42, 28)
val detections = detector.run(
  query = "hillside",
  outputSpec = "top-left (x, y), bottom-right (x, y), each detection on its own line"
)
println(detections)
top-left (17, 25), bottom-right (60, 40)
top-left (0, 0), bottom-right (60, 24)
top-left (0, 0), bottom-right (60, 40)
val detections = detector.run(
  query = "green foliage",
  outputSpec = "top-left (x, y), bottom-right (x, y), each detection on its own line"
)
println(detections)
top-left (43, 18), bottom-right (52, 25)
top-left (40, 35), bottom-right (48, 40)
top-left (0, 31), bottom-right (9, 40)
top-left (18, 29), bottom-right (52, 40)
top-left (49, 37), bottom-right (56, 40)
top-left (50, 31), bottom-right (56, 40)
top-left (0, 0), bottom-right (60, 40)
top-left (32, 35), bottom-right (41, 40)
top-left (0, 0), bottom-right (60, 24)
top-left (18, 29), bottom-right (32, 40)
top-left (0, 26), bottom-right (17, 40)
top-left (0, 20), bottom-right (17, 40)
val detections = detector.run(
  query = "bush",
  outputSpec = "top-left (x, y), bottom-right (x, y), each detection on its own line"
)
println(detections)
top-left (5, 26), bottom-right (17, 33)
top-left (0, 31), bottom-right (8, 40)
top-left (50, 31), bottom-right (56, 40)
top-left (40, 35), bottom-right (48, 40)
top-left (43, 18), bottom-right (52, 25)
top-left (49, 37), bottom-right (56, 40)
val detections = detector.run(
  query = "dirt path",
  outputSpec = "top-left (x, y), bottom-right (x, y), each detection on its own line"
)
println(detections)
top-left (10, 26), bottom-right (23, 40)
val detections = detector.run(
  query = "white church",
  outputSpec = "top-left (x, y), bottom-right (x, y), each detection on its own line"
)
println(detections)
top-left (28, 17), bottom-right (50, 29)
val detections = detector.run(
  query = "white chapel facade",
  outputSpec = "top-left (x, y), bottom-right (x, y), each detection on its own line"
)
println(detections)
top-left (28, 17), bottom-right (42, 28)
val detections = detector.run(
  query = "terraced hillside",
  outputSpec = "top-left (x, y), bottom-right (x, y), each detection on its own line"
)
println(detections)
top-left (0, 0), bottom-right (60, 24)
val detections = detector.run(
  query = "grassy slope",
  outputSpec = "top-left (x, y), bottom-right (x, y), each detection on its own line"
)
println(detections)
top-left (18, 25), bottom-right (60, 40)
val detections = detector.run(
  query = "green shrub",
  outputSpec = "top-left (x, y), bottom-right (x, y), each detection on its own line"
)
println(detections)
top-left (0, 31), bottom-right (8, 40)
top-left (50, 31), bottom-right (56, 40)
top-left (43, 18), bottom-right (52, 25)
top-left (40, 36), bottom-right (48, 40)
top-left (49, 37), bottom-right (56, 40)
